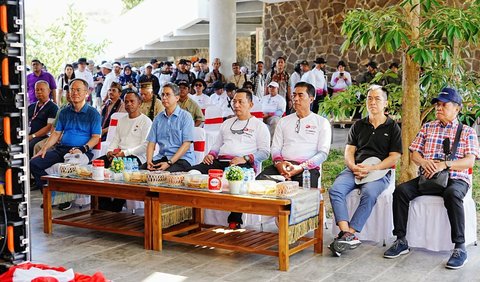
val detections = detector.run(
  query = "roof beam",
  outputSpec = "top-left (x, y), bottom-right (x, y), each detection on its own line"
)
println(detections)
top-left (143, 39), bottom-right (209, 50)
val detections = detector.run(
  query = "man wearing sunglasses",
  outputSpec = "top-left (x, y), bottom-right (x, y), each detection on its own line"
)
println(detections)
top-left (189, 89), bottom-right (270, 228)
top-left (257, 81), bottom-right (330, 186)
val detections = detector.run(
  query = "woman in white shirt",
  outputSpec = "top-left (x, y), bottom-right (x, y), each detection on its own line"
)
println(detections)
top-left (330, 60), bottom-right (352, 96)
top-left (56, 64), bottom-right (75, 106)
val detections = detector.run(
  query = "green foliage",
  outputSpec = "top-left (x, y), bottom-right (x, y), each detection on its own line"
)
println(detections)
top-left (318, 85), bottom-right (365, 121)
top-left (121, 0), bottom-right (144, 11)
top-left (321, 149), bottom-right (345, 190)
top-left (226, 166), bottom-right (244, 181)
top-left (26, 4), bottom-right (109, 76)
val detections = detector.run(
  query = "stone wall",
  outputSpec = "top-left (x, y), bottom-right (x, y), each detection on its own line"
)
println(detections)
top-left (263, 0), bottom-right (480, 79)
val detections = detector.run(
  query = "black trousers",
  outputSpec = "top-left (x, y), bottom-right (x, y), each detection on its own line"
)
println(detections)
top-left (140, 156), bottom-right (191, 172)
top-left (392, 177), bottom-right (469, 244)
top-left (191, 160), bottom-right (252, 224)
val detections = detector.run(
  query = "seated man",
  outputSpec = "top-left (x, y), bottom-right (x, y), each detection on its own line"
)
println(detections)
top-left (328, 84), bottom-right (402, 256)
top-left (176, 80), bottom-right (204, 127)
top-left (384, 88), bottom-right (479, 269)
top-left (142, 82), bottom-right (195, 172)
top-left (261, 81), bottom-right (286, 139)
top-left (30, 78), bottom-right (101, 192)
top-left (139, 82), bottom-right (164, 120)
top-left (257, 82), bottom-right (330, 186)
top-left (209, 81), bottom-right (227, 106)
top-left (190, 89), bottom-right (270, 228)
top-left (101, 81), bottom-right (126, 141)
top-left (190, 78), bottom-right (211, 111)
top-left (28, 80), bottom-right (59, 157)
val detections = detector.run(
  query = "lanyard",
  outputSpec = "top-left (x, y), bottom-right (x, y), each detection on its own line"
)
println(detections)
top-left (29, 100), bottom-right (50, 126)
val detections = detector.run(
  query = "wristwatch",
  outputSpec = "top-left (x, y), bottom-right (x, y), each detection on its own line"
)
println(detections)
top-left (445, 160), bottom-right (453, 169)
top-left (32, 133), bottom-right (36, 138)
top-left (167, 160), bottom-right (173, 166)
top-left (243, 155), bottom-right (251, 163)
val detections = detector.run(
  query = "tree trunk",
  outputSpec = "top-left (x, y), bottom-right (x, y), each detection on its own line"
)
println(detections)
top-left (399, 1), bottom-right (421, 183)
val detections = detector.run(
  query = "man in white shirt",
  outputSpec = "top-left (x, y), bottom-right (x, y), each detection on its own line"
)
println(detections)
top-left (302, 57), bottom-right (328, 113)
top-left (250, 61), bottom-right (265, 100)
top-left (209, 81), bottom-right (228, 107)
top-left (100, 62), bottom-right (118, 105)
top-left (190, 89), bottom-right (271, 228)
top-left (261, 81), bottom-right (286, 139)
top-left (96, 90), bottom-right (152, 167)
top-left (258, 81), bottom-right (331, 187)
top-left (75, 58), bottom-right (94, 94)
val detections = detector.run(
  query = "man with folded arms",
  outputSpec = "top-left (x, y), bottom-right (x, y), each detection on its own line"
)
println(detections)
top-left (384, 88), bottom-right (479, 269)
top-left (30, 78), bottom-right (101, 192)
top-left (190, 89), bottom-right (271, 228)
top-left (257, 82), bottom-right (330, 187)
top-left (328, 84), bottom-right (402, 256)
top-left (142, 83), bottom-right (195, 172)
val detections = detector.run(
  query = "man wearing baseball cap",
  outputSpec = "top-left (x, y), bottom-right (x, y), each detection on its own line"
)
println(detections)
top-left (385, 87), bottom-right (479, 269)
top-left (75, 58), bottom-right (94, 93)
top-left (261, 81), bottom-right (286, 139)
top-left (357, 61), bottom-right (378, 84)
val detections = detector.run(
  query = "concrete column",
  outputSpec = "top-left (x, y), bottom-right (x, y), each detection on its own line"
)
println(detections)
top-left (209, 0), bottom-right (236, 77)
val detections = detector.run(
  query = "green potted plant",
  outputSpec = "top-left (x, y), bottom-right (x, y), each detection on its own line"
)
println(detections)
top-left (225, 166), bottom-right (244, 194)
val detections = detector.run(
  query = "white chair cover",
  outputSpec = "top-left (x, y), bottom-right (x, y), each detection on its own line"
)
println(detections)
top-left (332, 169), bottom-right (396, 243)
top-left (406, 186), bottom-right (477, 251)
top-left (193, 127), bottom-right (206, 165)
top-left (100, 112), bottom-right (128, 157)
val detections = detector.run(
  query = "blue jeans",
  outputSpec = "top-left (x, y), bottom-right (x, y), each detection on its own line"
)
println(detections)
top-left (329, 168), bottom-right (391, 232)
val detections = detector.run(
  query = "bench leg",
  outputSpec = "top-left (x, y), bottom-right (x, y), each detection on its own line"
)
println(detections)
top-left (152, 198), bottom-right (162, 251)
top-left (43, 186), bottom-right (52, 234)
top-left (278, 211), bottom-right (289, 271)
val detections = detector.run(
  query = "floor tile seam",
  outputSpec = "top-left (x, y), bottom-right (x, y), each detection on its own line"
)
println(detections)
top-left (330, 244), bottom-right (377, 273)
top-left (214, 255), bottom-right (274, 280)
top-left (367, 252), bottom-right (412, 281)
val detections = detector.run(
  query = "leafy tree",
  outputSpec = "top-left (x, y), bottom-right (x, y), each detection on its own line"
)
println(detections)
top-left (340, 0), bottom-right (480, 182)
top-left (26, 4), bottom-right (109, 76)
top-left (121, 0), bottom-right (144, 11)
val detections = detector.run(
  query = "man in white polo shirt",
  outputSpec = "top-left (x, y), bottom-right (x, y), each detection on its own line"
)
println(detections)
top-left (257, 81), bottom-right (331, 187)
top-left (261, 81), bottom-right (286, 139)
top-left (190, 88), bottom-right (271, 229)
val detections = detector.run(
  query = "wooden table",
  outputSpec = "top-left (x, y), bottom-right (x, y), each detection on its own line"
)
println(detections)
top-left (149, 186), bottom-right (324, 271)
top-left (41, 176), bottom-right (153, 250)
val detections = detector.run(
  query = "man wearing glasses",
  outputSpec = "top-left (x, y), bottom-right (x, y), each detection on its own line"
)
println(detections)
top-left (142, 83), bottom-right (195, 172)
top-left (190, 89), bottom-right (270, 228)
top-left (257, 81), bottom-right (330, 187)
top-left (328, 84), bottom-right (402, 256)
top-left (30, 78), bottom-right (101, 192)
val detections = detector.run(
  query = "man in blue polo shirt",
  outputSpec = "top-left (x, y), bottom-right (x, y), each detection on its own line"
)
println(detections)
top-left (142, 82), bottom-right (195, 172)
top-left (30, 78), bottom-right (102, 191)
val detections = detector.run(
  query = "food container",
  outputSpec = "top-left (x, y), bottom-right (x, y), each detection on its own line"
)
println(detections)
top-left (166, 172), bottom-right (187, 186)
top-left (146, 171), bottom-right (171, 185)
top-left (275, 181), bottom-right (300, 196)
top-left (123, 170), bottom-right (148, 183)
top-left (92, 159), bottom-right (105, 181)
top-left (208, 169), bottom-right (223, 192)
top-left (247, 180), bottom-right (277, 195)
top-left (59, 163), bottom-right (77, 177)
top-left (184, 174), bottom-right (209, 189)
top-left (76, 165), bottom-right (92, 178)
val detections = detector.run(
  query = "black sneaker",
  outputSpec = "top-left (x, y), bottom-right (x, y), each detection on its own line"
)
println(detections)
top-left (445, 248), bottom-right (468, 269)
top-left (328, 231), bottom-right (361, 257)
top-left (58, 201), bottom-right (73, 211)
top-left (384, 239), bottom-right (410, 259)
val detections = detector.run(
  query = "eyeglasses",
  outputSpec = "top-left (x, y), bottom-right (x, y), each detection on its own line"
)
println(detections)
top-left (194, 84), bottom-right (203, 87)
top-left (161, 93), bottom-right (175, 99)
top-left (295, 118), bottom-right (301, 133)
top-left (70, 88), bottom-right (87, 93)
top-left (230, 117), bottom-right (250, 135)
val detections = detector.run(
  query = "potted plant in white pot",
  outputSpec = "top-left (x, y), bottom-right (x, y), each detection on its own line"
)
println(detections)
top-left (225, 166), bottom-right (244, 194)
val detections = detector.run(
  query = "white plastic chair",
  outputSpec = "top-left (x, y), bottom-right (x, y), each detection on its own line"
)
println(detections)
top-left (406, 169), bottom-right (477, 251)
top-left (204, 105), bottom-right (223, 153)
top-left (193, 127), bottom-right (206, 165)
top-left (100, 112), bottom-right (128, 157)
top-left (250, 102), bottom-right (263, 119)
top-left (332, 169), bottom-right (396, 244)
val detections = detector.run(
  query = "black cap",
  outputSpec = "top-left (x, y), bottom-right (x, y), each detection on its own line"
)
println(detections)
top-left (178, 59), bottom-right (188, 65)
top-left (31, 59), bottom-right (42, 65)
top-left (314, 57), bottom-right (327, 64)
top-left (431, 87), bottom-right (462, 105)
top-left (224, 82), bottom-right (236, 92)
top-left (150, 58), bottom-right (158, 64)
top-left (78, 58), bottom-right (88, 65)
top-left (389, 62), bottom-right (399, 69)
top-left (300, 60), bottom-right (309, 66)
top-left (175, 80), bottom-right (190, 87)
top-left (192, 78), bottom-right (207, 88)
top-left (366, 61), bottom-right (378, 69)
top-left (212, 81), bottom-right (224, 89)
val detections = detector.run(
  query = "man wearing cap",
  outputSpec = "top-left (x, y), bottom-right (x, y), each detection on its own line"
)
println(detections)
top-left (265, 57), bottom-right (291, 113)
top-left (302, 57), bottom-right (328, 113)
top-left (261, 81), bottom-right (286, 139)
top-left (30, 78), bottom-right (101, 192)
top-left (384, 88), bottom-right (479, 269)
top-left (209, 81), bottom-right (228, 106)
top-left (329, 84), bottom-right (402, 257)
top-left (358, 61), bottom-right (378, 84)
top-left (158, 62), bottom-right (173, 87)
top-left (176, 80), bottom-right (204, 127)
top-left (383, 62), bottom-right (402, 85)
top-left (75, 58), bottom-right (94, 92)
top-left (190, 78), bottom-right (211, 111)
top-left (249, 61), bottom-right (265, 100)
top-left (257, 81), bottom-right (330, 188)
top-left (143, 82), bottom-right (195, 172)
top-left (228, 62), bottom-right (248, 89)
top-left (171, 59), bottom-right (195, 84)
top-left (137, 63), bottom-right (160, 95)
top-left (99, 62), bottom-right (118, 105)
top-left (139, 82), bottom-right (164, 121)
top-left (27, 59), bottom-right (57, 104)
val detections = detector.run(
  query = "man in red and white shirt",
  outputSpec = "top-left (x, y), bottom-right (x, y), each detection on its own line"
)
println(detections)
top-left (385, 88), bottom-right (479, 269)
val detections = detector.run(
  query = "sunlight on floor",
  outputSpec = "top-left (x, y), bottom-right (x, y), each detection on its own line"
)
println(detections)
top-left (142, 272), bottom-right (188, 282)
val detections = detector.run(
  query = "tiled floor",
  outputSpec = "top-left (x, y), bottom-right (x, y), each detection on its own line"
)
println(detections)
top-left (29, 189), bottom-right (480, 282)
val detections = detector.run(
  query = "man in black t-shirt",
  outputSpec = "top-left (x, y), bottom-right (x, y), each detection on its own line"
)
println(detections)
top-left (28, 80), bottom-right (59, 157)
top-left (328, 85), bottom-right (402, 256)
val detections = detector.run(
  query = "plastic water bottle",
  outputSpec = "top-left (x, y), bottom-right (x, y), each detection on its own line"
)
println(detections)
top-left (126, 158), bottom-right (133, 172)
top-left (132, 159), bottom-right (139, 171)
top-left (302, 169), bottom-right (311, 190)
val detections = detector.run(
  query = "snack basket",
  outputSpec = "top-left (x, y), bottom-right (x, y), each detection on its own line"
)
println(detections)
top-left (123, 170), bottom-right (148, 183)
top-left (75, 165), bottom-right (92, 179)
top-left (183, 174), bottom-right (209, 189)
top-left (146, 171), bottom-right (171, 186)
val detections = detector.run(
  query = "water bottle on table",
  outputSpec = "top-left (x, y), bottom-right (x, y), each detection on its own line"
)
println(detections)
top-left (302, 169), bottom-right (311, 190)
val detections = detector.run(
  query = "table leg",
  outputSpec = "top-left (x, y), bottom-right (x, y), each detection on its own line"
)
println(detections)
top-left (192, 207), bottom-right (203, 232)
top-left (91, 195), bottom-right (98, 210)
top-left (144, 196), bottom-right (152, 250)
top-left (43, 186), bottom-right (52, 234)
top-left (152, 197), bottom-right (163, 251)
top-left (315, 200), bottom-right (324, 254)
top-left (278, 210), bottom-right (289, 271)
